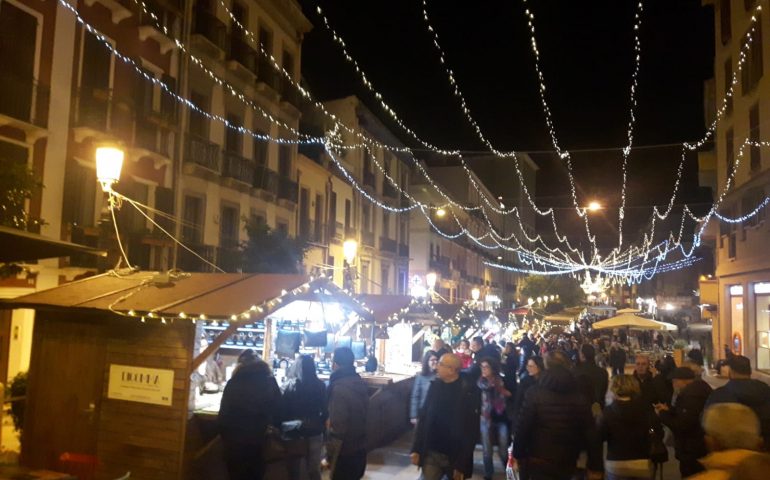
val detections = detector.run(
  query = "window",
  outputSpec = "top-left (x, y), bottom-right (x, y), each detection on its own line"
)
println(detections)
top-left (279, 144), bottom-right (291, 177)
top-left (399, 214), bottom-right (408, 244)
top-left (750, 103), bottom-right (761, 172)
top-left (730, 286), bottom-right (744, 355)
top-left (362, 204), bottom-right (371, 233)
top-left (253, 131), bottom-right (268, 166)
top-left (745, 0), bottom-right (756, 10)
top-left (63, 160), bottom-right (96, 227)
top-left (743, 188), bottom-right (766, 227)
top-left (283, 50), bottom-right (294, 79)
top-left (329, 191), bottom-right (337, 237)
top-left (0, 1), bottom-right (38, 123)
top-left (344, 199), bottom-right (351, 229)
top-left (721, 0), bottom-right (732, 44)
top-left (225, 114), bottom-right (242, 153)
top-left (741, 16), bottom-right (763, 94)
top-left (299, 187), bottom-right (310, 238)
top-left (182, 195), bottom-right (204, 244)
top-left (360, 261), bottom-right (370, 294)
top-left (258, 26), bottom-right (272, 55)
top-left (726, 128), bottom-right (734, 182)
top-left (189, 90), bottom-right (209, 138)
top-left (756, 284), bottom-right (770, 371)
top-left (220, 204), bottom-right (239, 248)
top-left (382, 211), bottom-right (390, 239)
top-left (724, 57), bottom-right (733, 115)
top-left (380, 265), bottom-right (389, 294)
top-left (314, 194), bottom-right (323, 242)
top-left (79, 30), bottom-right (113, 130)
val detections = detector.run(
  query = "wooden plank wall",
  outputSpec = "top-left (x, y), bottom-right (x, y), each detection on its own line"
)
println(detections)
top-left (96, 316), bottom-right (194, 480)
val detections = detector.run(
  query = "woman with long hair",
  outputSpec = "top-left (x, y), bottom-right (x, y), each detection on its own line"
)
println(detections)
top-left (410, 350), bottom-right (438, 424)
top-left (282, 355), bottom-right (328, 480)
top-left (512, 356), bottom-right (544, 425)
top-left (478, 357), bottom-right (512, 480)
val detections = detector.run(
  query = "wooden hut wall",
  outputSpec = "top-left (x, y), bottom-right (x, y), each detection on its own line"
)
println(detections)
top-left (22, 311), bottom-right (194, 480)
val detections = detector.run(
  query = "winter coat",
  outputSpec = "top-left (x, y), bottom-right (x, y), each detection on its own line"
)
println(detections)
top-left (218, 362), bottom-right (282, 447)
top-left (513, 366), bottom-right (603, 475)
top-left (688, 449), bottom-right (761, 480)
top-left (327, 366), bottom-right (369, 456)
top-left (511, 374), bottom-right (537, 425)
top-left (634, 371), bottom-right (666, 407)
top-left (410, 373), bottom-right (435, 419)
top-left (412, 374), bottom-right (481, 478)
top-left (575, 361), bottom-right (610, 408)
top-left (600, 397), bottom-right (662, 461)
top-left (658, 378), bottom-right (713, 466)
top-left (609, 347), bottom-right (627, 369)
top-left (501, 354), bottom-right (519, 396)
top-left (282, 377), bottom-right (328, 436)
top-left (706, 378), bottom-right (770, 451)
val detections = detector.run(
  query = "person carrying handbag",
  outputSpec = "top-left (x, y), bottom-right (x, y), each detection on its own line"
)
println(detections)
top-left (282, 355), bottom-right (328, 480)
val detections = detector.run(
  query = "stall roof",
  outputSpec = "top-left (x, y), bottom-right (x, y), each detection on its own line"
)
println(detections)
top-left (357, 294), bottom-right (439, 325)
top-left (1, 271), bottom-right (372, 320)
top-left (543, 314), bottom-right (575, 324)
top-left (432, 303), bottom-right (465, 322)
top-left (0, 225), bottom-right (107, 262)
top-left (592, 313), bottom-right (677, 331)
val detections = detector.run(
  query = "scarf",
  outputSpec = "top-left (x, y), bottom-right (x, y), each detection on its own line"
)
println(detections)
top-left (477, 375), bottom-right (507, 420)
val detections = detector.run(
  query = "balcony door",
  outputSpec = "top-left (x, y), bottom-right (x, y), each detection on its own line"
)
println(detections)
top-left (0, 1), bottom-right (37, 122)
top-left (79, 31), bottom-right (113, 129)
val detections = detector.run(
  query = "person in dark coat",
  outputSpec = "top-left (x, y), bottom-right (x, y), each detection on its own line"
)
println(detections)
top-left (468, 336), bottom-right (500, 381)
top-left (218, 350), bottom-right (281, 480)
top-left (609, 342), bottom-right (627, 377)
top-left (518, 333), bottom-right (537, 375)
top-left (655, 366), bottom-right (713, 477)
top-left (574, 343), bottom-right (610, 410)
top-left (282, 355), bottom-right (328, 480)
top-left (632, 354), bottom-right (664, 407)
top-left (706, 355), bottom-right (770, 451)
top-left (599, 374), bottom-right (664, 479)
top-left (513, 351), bottom-right (603, 480)
top-left (411, 350), bottom-right (438, 424)
top-left (411, 353), bottom-right (480, 480)
top-left (501, 342), bottom-right (519, 399)
top-left (326, 347), bottom-right (369, 480)
top-left (653, 354), bottom-right (676, 405)
top-left (511, 356), bottom-right (544, 426)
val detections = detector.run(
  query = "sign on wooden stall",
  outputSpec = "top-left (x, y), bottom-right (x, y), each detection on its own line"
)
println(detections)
top-left (107, 364), bottom-right (175, 406)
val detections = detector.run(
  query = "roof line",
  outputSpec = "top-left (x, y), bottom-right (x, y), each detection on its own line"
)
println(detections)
top-left (148, 273), bottom-right (257, 315)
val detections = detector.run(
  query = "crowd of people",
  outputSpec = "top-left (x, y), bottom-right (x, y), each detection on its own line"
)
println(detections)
top-left (409, 334), bottom-right (770, 480)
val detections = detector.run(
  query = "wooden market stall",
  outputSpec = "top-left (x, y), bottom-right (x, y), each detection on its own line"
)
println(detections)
top-left (1, 271), bottom-right (372, 480)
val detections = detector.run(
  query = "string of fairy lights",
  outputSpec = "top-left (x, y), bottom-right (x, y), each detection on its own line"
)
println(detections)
top-left (58, 0), bottom-right (770, 284)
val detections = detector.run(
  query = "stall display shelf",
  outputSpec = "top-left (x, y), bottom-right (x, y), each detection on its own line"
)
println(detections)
top-left (204, 326), bottom-right (266, 332)
top-left (219, 343), bottom-right (265, 350)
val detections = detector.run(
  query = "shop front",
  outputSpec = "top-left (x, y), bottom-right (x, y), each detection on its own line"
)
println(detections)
top-left (719, 275), bottom-right (770, 381)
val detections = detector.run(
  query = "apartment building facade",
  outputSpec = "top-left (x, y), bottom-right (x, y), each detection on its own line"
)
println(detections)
top-left (706, 0), bottom-right (770, 376)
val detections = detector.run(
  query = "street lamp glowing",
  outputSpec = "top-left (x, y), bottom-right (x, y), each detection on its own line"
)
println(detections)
top-left (435, 208), bottom-right (446, 218)
top-left (527, 297), bottom-right (534, 306)
top-left (471, 288), bottom-right (480, 302)
top-left (343, 239), bottom-right (358, 264)
top-left (426, 272), bottom-right (437, 290)
top-left (586, 201), bottom-right (602, 212)
top-left (96, 145), bottom-right (124, 192)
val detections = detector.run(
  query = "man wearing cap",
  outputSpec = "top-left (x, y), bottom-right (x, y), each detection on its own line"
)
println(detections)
top-left (654, 366), bottom-right (713, 477)
top-left (706, 355), bottom-right (770, 451)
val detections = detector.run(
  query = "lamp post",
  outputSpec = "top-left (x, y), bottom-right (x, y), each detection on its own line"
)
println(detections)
top-left (96, 145), bottom-right (125, 193)
top-left (343, 239), bottom-right (358, 293)
top-left (426, 272), bottom-right (437, 302)
top-left (471, 287), bottom-right (480, 307)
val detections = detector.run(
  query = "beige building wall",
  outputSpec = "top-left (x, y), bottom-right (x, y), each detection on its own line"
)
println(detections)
top-left (707, 0), bottom-right (770, 378)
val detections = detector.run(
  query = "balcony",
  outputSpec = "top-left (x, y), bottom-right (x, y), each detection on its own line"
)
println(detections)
top-left (345, 226), bottom-right (357, 239)
top-left (256, 54), bottom-right (280, 93)
top-left (191, 8), bottom-right (227, 58)
top-left (328, 221), bottom-right (343, 243)
top-left (279, 75), bottom-right (302, 110)
top-left (216, 246), bottom-right (241, 273)
top-left (400, 194), bottom-right (410, 208)
top-left (379, 236), bottom-right (397, 254)
top-left (363, 170), bottom-right (376, 189)
top-left (382, 180), bottom-right (398, 199)
top-left (253, 165), bottom-right (278, 196)
top-left (277, 176), bottom-right (298, 203)
top-left (84, 0), bottom-right (133, 23)
top-left (72, 87), bottom-right (115, 143)
top-left (429, 256), bottom-right (451, 277)
top-left (0, 72), bottom-right (49, 142)
top-left (137, 0), bottom-right (179, 53)
top-left (398, 243), bottom-right (409, 257)
top-left (185, 134), bottom-right (221, 173)
top-left (362, 231), bottom-right (375, 247)
top-left (228, 35), bottom-right (257, 77)
top-left (222, 151), bottom-right (255, 185)
top-left (178, 243), bottom-right (217, 272)
top-left (131, 115), bottom-right (172, 168)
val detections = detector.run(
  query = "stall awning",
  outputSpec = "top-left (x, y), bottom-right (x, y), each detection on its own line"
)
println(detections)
top-left (357, 294), bottom-right (439, 325)
top-left (0, 225), bottom-right (107, 262)
top-left (543, 314), bottom-right (575, 324)
top-left (0, 271), bottom-right (372, 321)
top-left (592, 313), bottom-right (677, 331)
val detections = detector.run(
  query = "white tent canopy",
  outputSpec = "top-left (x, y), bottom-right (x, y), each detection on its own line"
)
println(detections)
top-left (592, 313), bottom-right (677, 331)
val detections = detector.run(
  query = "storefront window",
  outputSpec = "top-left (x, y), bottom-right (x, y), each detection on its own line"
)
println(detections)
top-left (730, 285), bottom-right (744, 355)
top-left (755, 282), bottom-right (770, 371)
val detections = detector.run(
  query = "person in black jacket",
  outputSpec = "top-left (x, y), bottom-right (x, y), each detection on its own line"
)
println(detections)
top-left (283, 355), bottom-right (328, 480)
top-left (513, 351), bottom-right (603, 480)
top-left (511, 356), bottom-right (543, 427)
top-left (706, 355), bottom-right (770, 451)
top-left (218, 350), bottom-right (282, 480)
top-left (599, 374), bottom-right (663, 479)
top-left (609, 342), bottom-right (627, 377)
top-left (655, 366), bottom-right (713, 477)
top-left (326, 347), bottom-right (369, 480)
top-left (411, 353), bottom-right (480, 480)
top-left (575, 343), bottom-right (610, 410)
top-left (632, 354), bottom-right (665, 407)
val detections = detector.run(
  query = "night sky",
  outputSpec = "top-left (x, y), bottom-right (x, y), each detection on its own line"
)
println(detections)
top-left (298, 0), bottom-right (716, 251)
